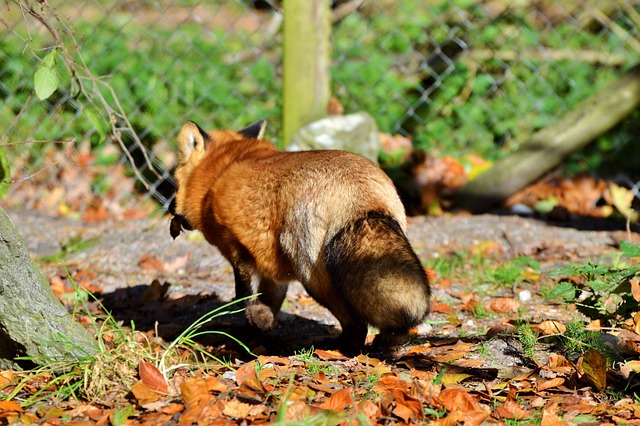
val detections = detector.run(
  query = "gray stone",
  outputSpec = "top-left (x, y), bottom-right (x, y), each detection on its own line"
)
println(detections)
top-left (288, 112), bottom-right (380, 164)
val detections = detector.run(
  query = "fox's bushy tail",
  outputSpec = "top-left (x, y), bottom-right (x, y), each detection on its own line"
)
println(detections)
top-left (323, 211), bottom-right (431, 335)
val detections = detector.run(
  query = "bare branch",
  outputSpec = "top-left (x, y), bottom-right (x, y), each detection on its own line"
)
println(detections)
top-left (11, 0), bottom-right (164, 190)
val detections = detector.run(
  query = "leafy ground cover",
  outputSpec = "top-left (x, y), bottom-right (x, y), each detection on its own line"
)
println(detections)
top-left (1, 205), bottom-right (639, 425)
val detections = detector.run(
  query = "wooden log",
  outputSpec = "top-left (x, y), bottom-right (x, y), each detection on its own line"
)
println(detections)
top-left (0, 207), bottom-right (96, 369)
top-left (282, 0), bottom-right (331, 147)
top-left (455, 64), bottom-right (640, 213)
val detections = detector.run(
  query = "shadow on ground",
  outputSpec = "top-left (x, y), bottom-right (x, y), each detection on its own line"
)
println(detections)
top-left (98, 284), bottom-right (339, 360)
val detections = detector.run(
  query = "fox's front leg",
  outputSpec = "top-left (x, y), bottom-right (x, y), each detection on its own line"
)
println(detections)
top-left (232, 260), bottom-right (276, 331)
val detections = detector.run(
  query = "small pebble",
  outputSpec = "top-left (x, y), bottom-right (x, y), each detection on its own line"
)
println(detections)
top-left (519, 290), bottom-right (532, 302)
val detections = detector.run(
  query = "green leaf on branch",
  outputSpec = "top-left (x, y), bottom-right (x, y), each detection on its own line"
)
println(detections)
top-left (34, 66), bottom-right (59, 100)
top-left (621, 240), bottom-right (640, 259)
top-left (34, 49), bottom-right (60, 100)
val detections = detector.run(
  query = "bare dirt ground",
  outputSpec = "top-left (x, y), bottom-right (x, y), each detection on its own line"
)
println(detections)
top-left (7, 208), bottom-right (633, 361)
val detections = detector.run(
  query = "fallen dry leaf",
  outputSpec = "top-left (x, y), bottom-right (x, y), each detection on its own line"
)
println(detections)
top-left (424, 267), bottom-right (438, 282)
top-left (532, 320), bottom-right (566, 335)
top-left (138, 254), bottom-right (164, 272)
top-left (580, 349), bottom-right (607, 391)
top-left (131, 380), bottom-right (162, 405)
top-left (0, 371), bottom-right (15, 388)
top-left (222, 399), bottom-right (253, 419)
top-left (488, 297), bottom-right (522, 314)
top-left (139, 361), bottom-right (168, 394)
top-left (314, 349), bottom-right (347, 361)
top-left (439, 387), bottom-right (480, 412)
top-left (495, 399), bottom-right (530, 419)
top-left (432, 302), bottom-right (455, 314)
top-left (0, 400), bottom-right (23, 414)
top-left (235, 361), bottom-right (258, 385)
top-left (180, 377), bottom-right (210, 407)
top-left (319, 388), bottom-right (353, 411)
top-left (632, 279), bottom-right (640, 302)
top-left (205, 376), bottom-right (228, 393)
top-left (541, 402), bottom-right (567, 426)
top-left (537, 378), bottom-right (565, 392)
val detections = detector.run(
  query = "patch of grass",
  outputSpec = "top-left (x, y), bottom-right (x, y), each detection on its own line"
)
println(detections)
top-left (504, 411), bottom-right (542, 425)
top-left (474, 340), bottom-right (491, 357)
top-left (293, 347), bottom-right (339, 376)
top-left (472, 304), bottom-right (491, 320)
top-left (484, 257), bottom-right (540, 287)
top-left (561, 319), bottom-right (621, 366)
top-left (515, 322), bottom-right (538, 362)
top-left (39, 235), bottom-right (101, 263)
top-left (5, 275), bottom-right (252, 407)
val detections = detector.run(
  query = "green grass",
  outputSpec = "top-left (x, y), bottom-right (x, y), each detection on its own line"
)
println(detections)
top-left (39, 235), bottom-right (101, 263)
top-left (2, 0), bottom-right (637, 180)
top-left (2, 274), bottom-right (253, 408)
top-left (293, 347), bottom-right (339, 376)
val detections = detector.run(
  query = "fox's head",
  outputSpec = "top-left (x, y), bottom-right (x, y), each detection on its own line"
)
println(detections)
top-left (169, 120), bottom-right (266, 238)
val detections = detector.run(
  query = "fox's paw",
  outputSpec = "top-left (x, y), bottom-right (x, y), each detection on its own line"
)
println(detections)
top-left (246, 303), bottom-right (275, 331)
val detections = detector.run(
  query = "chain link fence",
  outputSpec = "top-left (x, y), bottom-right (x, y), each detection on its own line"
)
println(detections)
top-left (1, 0), bottom-right (638, 219)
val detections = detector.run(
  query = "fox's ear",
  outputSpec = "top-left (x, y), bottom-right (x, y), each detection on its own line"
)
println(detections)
top-left (178, 121), bottom-right (208, 161)
top-left (238, 120), bottom-right (266, 140)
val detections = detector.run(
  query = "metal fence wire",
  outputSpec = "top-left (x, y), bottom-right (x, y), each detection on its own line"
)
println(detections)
top-left (0, 0), bottom-right (639, 219)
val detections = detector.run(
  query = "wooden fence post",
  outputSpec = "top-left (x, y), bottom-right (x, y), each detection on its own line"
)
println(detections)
top-left (282, 0), bottom-right (331, 147)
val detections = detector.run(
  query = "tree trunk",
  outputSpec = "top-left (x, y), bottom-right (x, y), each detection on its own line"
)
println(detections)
top-left (282, 0), bottom-right (331, 147)
top-left (0, 207), bottom-right (96, 369)
top-left (455, 64), bottom-right (640, 213)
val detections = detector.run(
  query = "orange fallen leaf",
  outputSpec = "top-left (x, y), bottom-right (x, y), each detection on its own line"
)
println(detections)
top-left (488, 297), bottom-right (522, 314)
top-left (432, 302), bottom-right (455, 314)
top-left (139, 361), bottom-right (168, 394)
top-left (532, 320), bottom-right (566, 335)
top-left (138, 254), bottom-right (164, 272)
top-left (580, 349), bottom-right (607, 391)
top-left (356, 354), bottom-right (380, 367)
top-left (495, 399), bottom-right (530, 419)
top-left (205, 376), bottom-right (228, 393)
top-left (314, 349), bottom-right (347, 361)
top-left (541, 402), bottom-right (567, 426)
top-left (439, 387), bottom-right (480, 412)
top-left (632, 279), bottom-right (640, 302)
top-left (625, 360), bottom-right (640, 372)
top-left (359, 400), bottom-right (381, 419)
top-left (586, 319), bottom-right (602, 331)
top-left (160, 403), bottom-right (185, 415)
top-left (235, 362), bottom-right (258, 385)
top-left (222, 399), bottom-right (253, 419)
top-left (180, 377), bottom-right (210, 407)
top-left (0, 371), bottom-right (14, 388)
top-left (424, 267), bottom-right (438, 282)
top-left (0, 400), bottom-right (23, 413)
top-left (131, 380), bottom-right (162, 405)
top-left (319, 388), bottom-right (353, 411)
top-left (537, 377), bottom-right (565, 392)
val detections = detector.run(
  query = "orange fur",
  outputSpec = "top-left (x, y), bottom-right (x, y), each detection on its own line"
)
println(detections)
top-left (172, 121), bottom-right (430, 352)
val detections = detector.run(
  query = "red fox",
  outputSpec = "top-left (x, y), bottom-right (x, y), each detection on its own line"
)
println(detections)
top-left (169, 120), bottom-right (430, 351)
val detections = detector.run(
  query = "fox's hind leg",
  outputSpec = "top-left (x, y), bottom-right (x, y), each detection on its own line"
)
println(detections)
top-left (257, 278), bottom-right (289, 319)
top-left (232, 258), bottom-right (276, 331)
